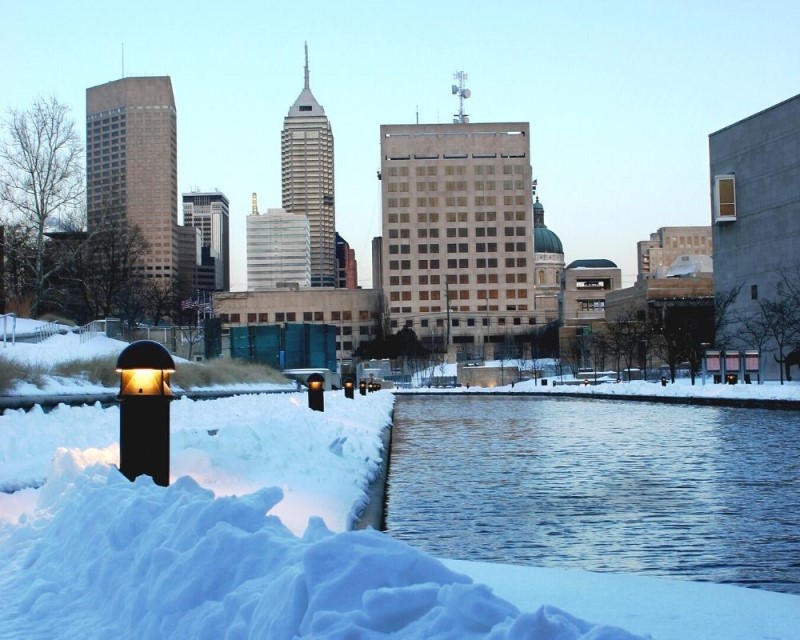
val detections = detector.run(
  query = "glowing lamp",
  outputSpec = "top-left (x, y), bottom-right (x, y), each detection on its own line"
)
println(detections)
top-left (307, 372), bottom-right (325, 412)
top-left (343, 376), bottom-right (355, 399)
top-left (115, 340), bottom-right (176, 486)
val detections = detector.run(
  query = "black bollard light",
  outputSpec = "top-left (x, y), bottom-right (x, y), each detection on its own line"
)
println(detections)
top-left (307, 372), bottom-right (325, 411)
top-left (343, 376), bottom-right (355, 399)
top-left (359, 379), bottom-right (367, 396)
top-left (661, 377), bottom-right (667, 387)
top-left (116, 340), bottom-right (175, 487)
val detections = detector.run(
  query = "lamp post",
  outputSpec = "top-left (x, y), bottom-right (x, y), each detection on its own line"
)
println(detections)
top-left (307, 372), bottom-right (325, 412)
top-left (343, 376), bottom-right (355, 399)
top-left (116, 340), bottom-right (175, 487)
top-left (359, 379), bottom-right (367, 396)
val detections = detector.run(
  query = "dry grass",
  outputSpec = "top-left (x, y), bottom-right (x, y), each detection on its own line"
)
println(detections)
top-left (0, 353), bottom-right (287, 394)
top-left (0, 355), bottom-right (47, 394)
top-left (173, 358), bottom-right (289, 390)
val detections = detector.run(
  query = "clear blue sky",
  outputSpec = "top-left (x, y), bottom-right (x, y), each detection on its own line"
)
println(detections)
top-left (4, 0), bottom-right (799, 290)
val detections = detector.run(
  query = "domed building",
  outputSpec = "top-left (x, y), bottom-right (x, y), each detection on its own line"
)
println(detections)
top-left (532, 197), bottom-right (565, 321)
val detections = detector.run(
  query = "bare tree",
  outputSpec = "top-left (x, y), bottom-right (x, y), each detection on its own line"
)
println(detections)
top-left (605, 307), bottom-right (647, 381)
top-left (60, 217), bottom-right (148, 323)
top-left (713, 283), bottom-right (743, 350)
top-left (762, 297), bottom-right (799, 384)
top-left (733, 307), bottom-right (771, 383)
top-left (0, 96), bottom-right (84, 316)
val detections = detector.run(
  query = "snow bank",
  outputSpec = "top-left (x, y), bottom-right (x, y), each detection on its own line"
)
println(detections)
top-left (0, 451), bottom-right (646, 640)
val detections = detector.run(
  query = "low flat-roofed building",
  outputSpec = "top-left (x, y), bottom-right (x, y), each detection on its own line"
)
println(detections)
top-left (215, 288), bottom-right (383, 361)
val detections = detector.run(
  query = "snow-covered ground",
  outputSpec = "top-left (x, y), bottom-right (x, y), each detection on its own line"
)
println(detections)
top-left (1, 323), bottom-right (799, 639)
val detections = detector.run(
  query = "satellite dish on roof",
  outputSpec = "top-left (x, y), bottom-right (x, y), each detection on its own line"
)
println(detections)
top-left (463, 89), bottom-right (471, 99)
top-left (452, 85), bottom-right (458, 95)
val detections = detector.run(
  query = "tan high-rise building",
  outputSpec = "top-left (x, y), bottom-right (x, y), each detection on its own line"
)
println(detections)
top-left (281, 44), bottom-right (336, 288)
top-left (86, 76), bottom-right (178, 282)
top-left (379, 122), bottom-right (544, 357)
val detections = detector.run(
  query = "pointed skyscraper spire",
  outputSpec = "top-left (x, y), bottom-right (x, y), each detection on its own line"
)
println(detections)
top-left (304, 41), bottom-right (310, 90)
top-left (287, 41), bottom-right (325, 117)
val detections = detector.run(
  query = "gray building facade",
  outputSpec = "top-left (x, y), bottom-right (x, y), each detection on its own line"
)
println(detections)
top-left (709, 93), bottom-right (800, 380)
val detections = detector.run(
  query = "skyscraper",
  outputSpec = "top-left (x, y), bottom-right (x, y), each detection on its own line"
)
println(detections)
top-left (281, 44), bottom-right (336, 288)
top-left (86, 77), bottom-right (178, 283)
top-left (247, 208), bottom-right (311, 290)
top-left (379, 122), bottom-right (541, 356)
top-left (182, 191), bottom-right (231, 291)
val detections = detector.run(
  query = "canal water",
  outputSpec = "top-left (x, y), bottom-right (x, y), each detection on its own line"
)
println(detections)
top-left (384, 395), bottom-right (800, 594)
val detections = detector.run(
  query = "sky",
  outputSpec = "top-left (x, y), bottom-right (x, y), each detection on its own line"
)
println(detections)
top-left (3, 1), bottom-right (800, 291)
top-left (1, 323), bottom-right (799, 638)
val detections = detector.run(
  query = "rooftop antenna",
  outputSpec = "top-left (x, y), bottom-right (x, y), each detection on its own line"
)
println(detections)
top-left (121, 43), bottom-right (125, 78)
top-left (304, 41), bottom-right (310, 90)
top-left (416, 105), bottom-right (419, 125)
top-left (451, 70), bottom-right (471, 124)
top-left (252, 192), bottom-right (259, 216)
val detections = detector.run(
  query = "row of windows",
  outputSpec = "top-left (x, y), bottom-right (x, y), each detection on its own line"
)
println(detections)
top-left (385, 164), bottom-right (526, 178)
top-left (220, 309), bottom-right (378, 324)
top-left (387, 195), bottom-right (527, 209)
top-left (386, 313), bottom-right (534, 329)
top-left (388, 211), bottom-right (526, 225)
top-left (389, 256), bottom-right (529, 271)
top-left (388, 288), bottom-right (530, 302)
top-left (387, 179), bottom-right (527, 192)
top-left (388, 241), bottom-right (527, 254)
top-left (390, 273), bottom-right (517, 286)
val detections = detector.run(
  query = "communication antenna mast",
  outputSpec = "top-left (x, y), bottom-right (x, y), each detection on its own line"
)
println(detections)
top-left (251, 192), bottom-right (259, 216)
top-left (451, 71), bottom-right (471, 124)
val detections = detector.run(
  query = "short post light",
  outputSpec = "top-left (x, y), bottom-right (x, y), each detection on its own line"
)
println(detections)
top-left (307, 372), bottom-right (325, 412)
top-left (359, 379), bottom-right (367, 396)
top-left (343, 376), bottom-right (355, 399)
top-left (116, 340), bottom-right (175, 487)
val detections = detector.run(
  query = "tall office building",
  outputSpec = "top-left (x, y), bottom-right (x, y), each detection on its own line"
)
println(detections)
top-left (247, 208), bottom-right (311, 290)
top-left (182, 191), bottom-right (231, 290)
top-left (380, 122), bottom-right (541, 355)
top-left (281, 44), bottom-right (336, 288)
top-left (86, 76), bottom-right (178, 282)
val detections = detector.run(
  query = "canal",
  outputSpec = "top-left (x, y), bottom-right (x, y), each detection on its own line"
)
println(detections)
top-left (384, 394), bottom-right (800, 594)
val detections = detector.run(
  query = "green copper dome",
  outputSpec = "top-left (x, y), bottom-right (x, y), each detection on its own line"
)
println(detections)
top-left (532, 197), bottom-right (563, 254)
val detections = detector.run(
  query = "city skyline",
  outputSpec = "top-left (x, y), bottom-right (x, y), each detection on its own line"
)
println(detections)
top-left (4, 1), bottom-right (800, 290)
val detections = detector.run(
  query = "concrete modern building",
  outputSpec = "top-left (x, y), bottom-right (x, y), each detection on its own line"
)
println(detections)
top-left (182, 191), bottom-right (230, 291)
top-left (246, 208), bottom-right (311, 290)
top-left (637, 226), bottom-right (712, 280)
top-left (215, 288), bottom-right (383, 360)
top-left (335, 233), bottom-right (358, 289)
top-left (559, 259), bottom-right (622, 327)
top-left (709, 92), bottom-right (800, 380)
top-left (86, 76), bottom-right (178, 283)
top-left (282, 44), bottom-right (336, 288)
top-left (379, 122), bottom-right (547, 358)
top-left (532, 196), bottom-right (564, 320)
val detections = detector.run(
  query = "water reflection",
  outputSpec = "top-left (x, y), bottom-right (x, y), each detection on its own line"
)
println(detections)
top-left (384, 395), bottom-right (800, 594)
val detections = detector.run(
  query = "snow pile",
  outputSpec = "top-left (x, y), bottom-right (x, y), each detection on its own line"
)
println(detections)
top-left (0, 452), bottom-right (645, 640)
top-left (0, 392), bottom-right (394, 534)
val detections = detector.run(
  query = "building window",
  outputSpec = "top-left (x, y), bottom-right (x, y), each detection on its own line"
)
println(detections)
top-left (714, 175), bottom-right (736, 223)
top-left (751, 284), bottom-right (758, 300)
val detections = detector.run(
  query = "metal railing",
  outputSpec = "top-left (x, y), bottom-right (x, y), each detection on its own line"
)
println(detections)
top-left (35, 321), bottom-right (63, 342)
top-left (79, 319), bottom-right (105, 343)
top-left (1, 313), bottom-right (16, 348)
